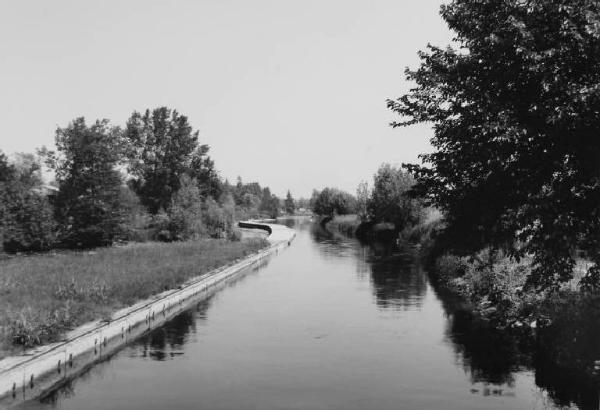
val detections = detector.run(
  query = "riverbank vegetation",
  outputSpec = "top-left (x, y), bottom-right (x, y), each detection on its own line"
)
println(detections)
top-left (0, 237), bottom-right (268, 358)
top-left (392, 0), bottom-right (600, 379)
top-left (0, 106), bottom-right (289, 352)
top-left (0, 107), bottom-right (289, 254)
top-left (313, 0), bottom-right (600, 381)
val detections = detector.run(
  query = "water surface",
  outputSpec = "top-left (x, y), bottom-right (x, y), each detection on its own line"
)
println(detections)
top-left (17, 217), bottom-right (599, 409)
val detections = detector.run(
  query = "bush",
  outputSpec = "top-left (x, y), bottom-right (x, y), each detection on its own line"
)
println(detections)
top-left (0, 153), bottom-right (57, 253)
top-left (2, 191), bottom-right (56, 253)
top-left (168, 175), bottom-right (204, 240)
top-left (202, 197), bottom-right (233, 238)
top-left (433, 250), bottom-right (538, 325)
top-left (117, 185), bottom-right (152, 242)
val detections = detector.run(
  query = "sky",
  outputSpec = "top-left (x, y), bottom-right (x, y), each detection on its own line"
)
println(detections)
top-left (0, 0), bottom-right (452, 198)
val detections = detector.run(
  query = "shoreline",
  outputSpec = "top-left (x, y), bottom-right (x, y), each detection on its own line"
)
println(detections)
top-left (0, 222), bottom-right (295, 407)
top-left (318, 216), bottom-right (600, 384)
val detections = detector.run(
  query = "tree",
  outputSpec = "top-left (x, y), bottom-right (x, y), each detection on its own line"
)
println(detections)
top-left (168, 175), bottom-right (204, 240)
top-left (44, 118), bottom-right (124, 248)
top-left (188, 144), bottom-right (222, 200)
top-left (311, 187), bottom-right (356, 217)
top-left (284, 190), bottom-right (295, 214)
top-left (388, 0), bottom-right (600, 290)
top-left (356, 181), bottom-right (370, 220)
top-left (259, 187), bottom-right (280, 219)
top-left (124, 107), bottom-right (199, 214)
top-left (367, 164), bottom-right (421, 230)
top-left (0, 153), bottom-right (56, 252)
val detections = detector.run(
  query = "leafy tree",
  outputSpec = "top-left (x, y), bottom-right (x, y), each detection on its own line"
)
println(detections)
top-left (259, 187), bottom-right (280, 219)
top-left (231, 177), bottom-right (264, 218)
top-left (311, 187), bottom-right (357, 217)
top-left (367, 164), bottom-right (421, 230)
top-left (389, 0), bottom-right (600, 290)
top-left (44, 118), bottom-right (124, 248)
top-left (124, 107), bottom-right (199, 214)
top-left (188, 144), bottom-right (222, 200)
top-left (284, 190), bottom-right (295, 214)
top-left (0, 152), bottom-right (56, 252)
top-left (168, 175), bottom-right (204, 240)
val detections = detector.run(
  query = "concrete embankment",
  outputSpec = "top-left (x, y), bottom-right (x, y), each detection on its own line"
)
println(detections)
top-left (0, 222), bottom-right (295, 408)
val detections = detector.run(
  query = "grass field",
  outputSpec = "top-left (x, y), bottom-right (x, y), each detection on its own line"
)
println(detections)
top-left (0, 237), bottom-right (269, 358)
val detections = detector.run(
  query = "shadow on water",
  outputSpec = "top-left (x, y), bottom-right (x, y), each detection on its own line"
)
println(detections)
top-left (306, 218), bottom-right (600, 410)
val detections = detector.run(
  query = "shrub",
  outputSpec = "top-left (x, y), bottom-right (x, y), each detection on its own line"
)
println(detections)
top-left (202, 197), bottom-right (232, 238)
top-left (168, 175), bottom-right (204, 240)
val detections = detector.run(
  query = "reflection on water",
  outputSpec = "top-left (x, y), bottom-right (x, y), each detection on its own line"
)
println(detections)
top-left (310, 224), bottom-right (426, 311)
top-left (17, 216), bottom-right (600, 410)
top-left (308, 220), bottom-right (600, 409)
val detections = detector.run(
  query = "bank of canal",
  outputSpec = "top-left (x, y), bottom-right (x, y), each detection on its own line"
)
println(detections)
top-left (13, 217), bottom-right (600, 410)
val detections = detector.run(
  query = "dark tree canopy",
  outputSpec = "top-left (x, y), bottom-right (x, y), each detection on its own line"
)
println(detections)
top-left (46, 118), bottom-right (124, 248)
top-left (389, 0), bottom-right (600, 289)
top-left (124, 107), bottom-right (200, 214)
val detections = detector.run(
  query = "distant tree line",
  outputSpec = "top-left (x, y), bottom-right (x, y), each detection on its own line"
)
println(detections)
top-left (0, 107), bottom-right (289, 252)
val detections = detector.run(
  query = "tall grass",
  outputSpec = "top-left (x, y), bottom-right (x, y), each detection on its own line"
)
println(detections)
top-left (0, 238), bottom-right (268, 357)
top-left (325, 214), bottom-right (361, 236)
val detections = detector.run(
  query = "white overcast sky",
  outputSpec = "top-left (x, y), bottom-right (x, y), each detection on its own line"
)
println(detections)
top-left (0, 0), bottom-right (452, 198)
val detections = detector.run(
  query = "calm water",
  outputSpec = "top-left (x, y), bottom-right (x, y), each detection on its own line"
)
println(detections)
top-left (17, 217), bottom-right (599, 410)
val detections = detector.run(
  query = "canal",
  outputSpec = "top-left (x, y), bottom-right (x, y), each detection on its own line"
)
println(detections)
top-left (16, 217), bottom-right (599, 409)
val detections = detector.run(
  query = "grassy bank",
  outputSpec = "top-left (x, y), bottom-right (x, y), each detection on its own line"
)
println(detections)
top-left (0, 237), bottom-right (269, 358)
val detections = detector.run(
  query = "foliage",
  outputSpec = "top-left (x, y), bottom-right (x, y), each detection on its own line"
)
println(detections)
top-left (229, 177), bottom-right (267, 219)
top-left (325, 214), bottom-right (361, 236)
top-left (202, 196), bottom-right (235, 238)
top-left (284, 190), bottom-right (295, 214)
top-left (433, 250), bottom-right (540, 327)
top-left (0, 153), bottom-right (56, 252)
top-left (124, 107), bottom-right (200, 214)
top-left (167, 175), bottom-right (204, 240)
top-left (311, 187), bottom-right (357, 217)
top-left (117, 185), bottom-right (152, 242)
top-left (188, 144), bottom-right (222, 200)
top-left (43, 118), bottom-right (124, 248)
top-left (389, 0), bottom-right (600, 290)
top-left (355, 181), bottom-right (370, 220)
top-left (295, 197), bottom-right (310, 211)
top-left (367, 164), bottom-right (422, 231)
top-left (259, 187), bottom-right (280, 219)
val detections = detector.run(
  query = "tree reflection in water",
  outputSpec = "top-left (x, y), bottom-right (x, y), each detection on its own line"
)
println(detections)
top-left (307, 218), bottom-right (600, 410)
